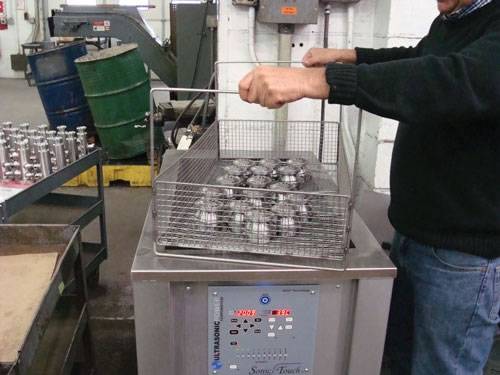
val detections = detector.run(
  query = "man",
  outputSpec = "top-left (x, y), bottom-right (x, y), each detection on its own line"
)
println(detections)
top-left (239, 0), bottom-right (500, 374)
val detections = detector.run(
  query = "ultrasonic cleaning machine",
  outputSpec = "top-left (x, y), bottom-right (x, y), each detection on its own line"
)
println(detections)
top-left (133, 85), bottom-right (395, 374)
top-left (132, 147), bottom-right (396, 375)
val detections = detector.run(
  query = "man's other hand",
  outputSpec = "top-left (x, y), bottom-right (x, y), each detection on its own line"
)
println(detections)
top-left (302, 48), bottom-right (357, 67)
top-left (238, 66), bottom-right (329, 109)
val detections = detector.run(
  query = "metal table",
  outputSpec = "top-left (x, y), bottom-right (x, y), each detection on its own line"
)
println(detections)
top-left (0, 225), bottom-right (95, 375)
top-left (132, 151), bottom-right (396, 375)
top-left (0, 149), bottom-right (108, 285)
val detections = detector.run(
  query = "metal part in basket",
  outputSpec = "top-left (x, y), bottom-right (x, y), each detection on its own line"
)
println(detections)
top-left (150, 87), bottom-right (363, 269)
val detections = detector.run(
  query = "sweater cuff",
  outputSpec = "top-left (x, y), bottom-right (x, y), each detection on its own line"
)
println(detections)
top-left (325, 63), bottom-right (358, 105)
top-left (355, 47), bottom-right (375, 65)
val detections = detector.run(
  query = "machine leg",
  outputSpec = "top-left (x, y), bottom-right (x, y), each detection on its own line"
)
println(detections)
top-left (346, 278), bottom-right (394, 375)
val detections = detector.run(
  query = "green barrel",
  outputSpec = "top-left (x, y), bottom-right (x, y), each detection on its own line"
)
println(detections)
top-left (75, 44), bottom-right (149, 159)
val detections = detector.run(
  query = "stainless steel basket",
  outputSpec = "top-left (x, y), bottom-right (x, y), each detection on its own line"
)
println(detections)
top-left (151, 88), bottom-right (361, 266)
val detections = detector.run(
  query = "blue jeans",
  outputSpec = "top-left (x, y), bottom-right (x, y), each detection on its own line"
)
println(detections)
top-left (386, 233), bottom-right (500, 375)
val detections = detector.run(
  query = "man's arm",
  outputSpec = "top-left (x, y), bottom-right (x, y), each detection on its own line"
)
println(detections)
top-left (301, 46), bottom-right (422, 67)
top-left (304, 19), bottom-right (435, 67)
top-left (240, 21), bottom-right (500, 124)
top-left (355, 44), bottom-right (424, 65)
top-left (327, 22), bottom-right (500, 125)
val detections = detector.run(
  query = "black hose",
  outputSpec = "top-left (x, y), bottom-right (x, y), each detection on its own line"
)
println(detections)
top-left (171, 91), bottom-right (204, 148)
top-left (188, 1), bottom-right (210, 97)
top-left (171, 72), bottom-right (216, 148)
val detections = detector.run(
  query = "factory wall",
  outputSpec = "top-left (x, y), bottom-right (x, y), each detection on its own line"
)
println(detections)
top-left (0, 0), bottom-right (170, 79)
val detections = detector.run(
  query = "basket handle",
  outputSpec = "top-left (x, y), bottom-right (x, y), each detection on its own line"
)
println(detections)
top-left (149, 87), bottom-right (240, 183)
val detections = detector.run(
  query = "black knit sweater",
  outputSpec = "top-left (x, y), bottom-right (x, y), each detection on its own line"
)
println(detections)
top-left (326, 0), bottom-right (500, 258)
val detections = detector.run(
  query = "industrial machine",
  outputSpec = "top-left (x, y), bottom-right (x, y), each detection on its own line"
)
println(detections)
top-left (49, 5), bottom-right (177, 86)
top-left (133, 1), bottom-right (395, 374)
top-left (49, 2), bottom-right (217, 92)
top-left (132, 150), bottom-right (395, 375)
top-left (49, 2), bottom-right (218, 157)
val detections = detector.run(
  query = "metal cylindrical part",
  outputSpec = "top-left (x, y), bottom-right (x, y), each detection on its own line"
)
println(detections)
top-left (8, 128), bottom-right (20, 150)
top-left (19, 140), bottom-right (30, 181)
top-left (38, 124), bottom-right (49, 138)
top-left (47, 136), bottom-right (57, 157)
top-left (66, 134), bottom-right (77, 163)
top-left (19, 123), bottom-right (30, 138)
top-left (76, 126), bottom-right (87, 134)
top-left (57, 125), bottom-right (67, 144)
top-left (1, 122), bottom-right (13, 139)
top-left (0, 139), bottom-right (8, 180)
top-left (77, 132), bottom-right (88, 158)
top-left (54, 137), bottom-right (66, 170)
top-left (37, 143), bottom-right (52, 178)
top-left (27, 130), bottom-right (39, 155)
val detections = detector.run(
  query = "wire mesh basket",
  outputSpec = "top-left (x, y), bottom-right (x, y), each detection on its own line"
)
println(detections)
top-left (152, 89), bottom-right (357, 263)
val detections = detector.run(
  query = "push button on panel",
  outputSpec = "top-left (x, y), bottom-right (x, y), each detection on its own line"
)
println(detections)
top-left (260, 295), bottom-right (271, 305)
top-left (230, 330), bottom-right (239, 335)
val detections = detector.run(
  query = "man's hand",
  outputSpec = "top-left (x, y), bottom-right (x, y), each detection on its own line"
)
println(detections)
top-left (239, 66), bottom-right (329, 109)
top-left (302, 48), bottom-right (357, 67)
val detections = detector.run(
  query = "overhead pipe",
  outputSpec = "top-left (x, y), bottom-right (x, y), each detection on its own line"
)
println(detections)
top-left (274, 24), bottom-right (294, 151)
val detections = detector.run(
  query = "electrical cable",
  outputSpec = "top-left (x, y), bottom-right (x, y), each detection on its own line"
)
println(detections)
top-left (171, 91), bottom-right (204, 148)
top-left (248, 7), bottom-right (260, 65)
top-left (188, 1), bottom-right (209, 97)
top-left (201, 72), bottom-right (216, 127)
top-left (171, 72), bottom-right (216, 148)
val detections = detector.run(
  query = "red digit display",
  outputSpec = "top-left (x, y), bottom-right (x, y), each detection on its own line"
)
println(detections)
top-left (272, 309), bottom-right (292, 316)
top-left (234, 309), bottom-right (257, 317)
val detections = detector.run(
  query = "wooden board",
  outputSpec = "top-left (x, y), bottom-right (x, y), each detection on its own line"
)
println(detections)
top-left (0, 253), bottom-right (58, 364)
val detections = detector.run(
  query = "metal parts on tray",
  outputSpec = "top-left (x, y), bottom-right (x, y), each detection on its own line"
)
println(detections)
top-left (0, 121), bottom-right (94, 184)
top-left (154, 118), bottom-right (352, 261)
top-left (192, 162), bottom-right (313, 246)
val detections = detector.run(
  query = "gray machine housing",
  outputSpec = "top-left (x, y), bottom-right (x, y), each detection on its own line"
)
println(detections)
top-left (50, 5), bottom-right (177, 86)
top-left (257, 0), bottom-right (320, 24)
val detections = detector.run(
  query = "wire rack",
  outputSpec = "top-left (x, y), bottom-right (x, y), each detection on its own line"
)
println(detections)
top-left (152, 90), bottom-right (356, 262)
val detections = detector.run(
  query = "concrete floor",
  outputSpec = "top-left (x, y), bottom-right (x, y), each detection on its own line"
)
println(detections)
top-left (1, 78), bottom-right (144, 374)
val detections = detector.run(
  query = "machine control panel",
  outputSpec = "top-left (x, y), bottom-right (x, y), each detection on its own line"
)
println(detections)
top-left (208, 285), bottom-right (320, 374)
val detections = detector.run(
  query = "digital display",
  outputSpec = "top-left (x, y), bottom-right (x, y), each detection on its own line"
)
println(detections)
top-left (272, 309), bottom-right (292, 316)
top-left (234, 309), bottom-right (257, 317)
